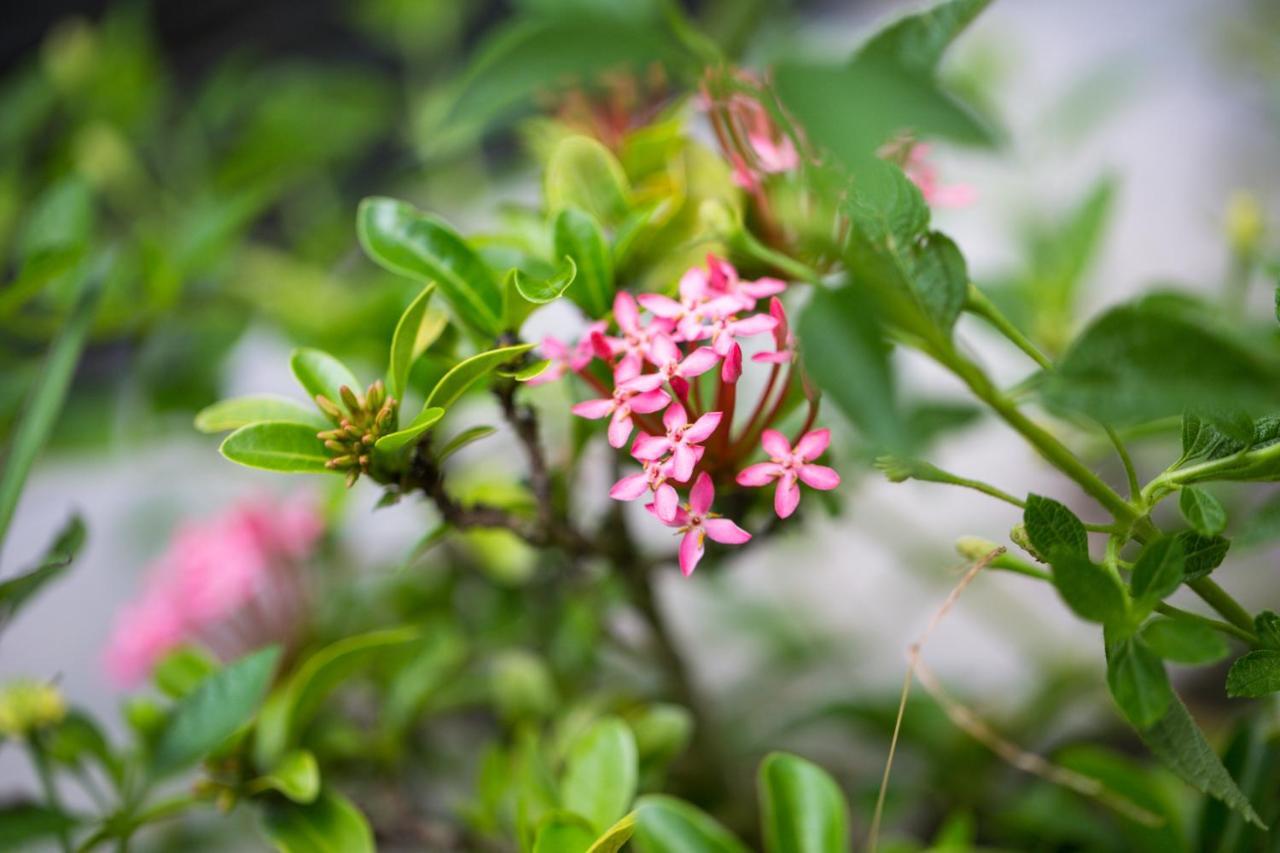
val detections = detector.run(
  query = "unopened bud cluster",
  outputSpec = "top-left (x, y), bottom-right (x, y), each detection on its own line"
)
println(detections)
top-left (315, 380), bottom-right (397, 487)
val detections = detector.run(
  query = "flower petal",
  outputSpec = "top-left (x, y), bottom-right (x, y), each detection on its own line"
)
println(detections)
top-left (678, 529), bottom-right (705, 577)
top-left (684, 411), bottom-right (723, 444)
top-left (678, 347), bottom-right (721, 378)
top-left (761, 429), bottom-right (791, 460)
top-left (671, 444), bottom-right (697, 482)
top-left (721, 343), bottom-right (742, 383)
top-left (607, 410), bottom-right (634, 448)
top-left (774, 476), bottom-right (800, 518)
top-left (731, 314), bottom-right (778, 336)
top-left (736, 462), bottom-right (782, 487)
top-left (689, 471), bottom-right (715, 515)
top-left (637, 293), bottom-right (684, 319)
top-left (609, 472), bottom-right (650, 501)
top-left (794, 428), bottom-right (831, 461)
top-left (631, 433), bottom-right (670, 460)
top-left (630, 389), bottom-right (671, 414)
top-left (798, 464), bottom-right (841, 490)
top-left (653, 483), bottom-right (679, 523)
top-left (614, 292), bottom-right (640, 332)
top-left (571, 398), bottom-right (614, 419)
top-left (705, 518), bottom-right (751, 545)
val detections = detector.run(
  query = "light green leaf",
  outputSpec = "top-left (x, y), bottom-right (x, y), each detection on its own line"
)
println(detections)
top-left (387, 283), bottom-right (440, 400)
top-left (561, 717), bottom-right (638, 833)
top-left (1107, 637), bottom-right (1173, 728)
top-left (1129, 536), bottom-right (1185, 612)
top-left (533, 812), bottom-right (597, 853)
top-left (220, 422), bottom-right (330, 474)
top-left (373, 406), bottom-right (445, 454)
top-left (252, 750), bottom-right (321, 804)
top-left (633, 795), bottom-right (749, 853)
top-left (195, 395), bottom-right (327, 434)
top-left (254, 627), bottom-right (419, 768)
top-left (290, 348), bottom-right (360, 406)
top-left (437, 426), bottom-right (498, 463)
top-left (1140, 617), bottom-right (1228, 665)
top-left (1175, 531), bottom-right (1230, 581)
top-left (150, 646), bottom-right (280, 778)
top-left (153, 645), bottom-right (219, 699)
top-left (1226, 650), bottom-right (1280, 698)
top-left (588, 812), bottom-right (637, 853)
top-left (554, 207), bottom-right (614, 317)
top-left (546, 135), bottom-right (631, 225)
top-left (1179, 487), bottom-right (1227, 537)
top-left (426, 343), bottom-right (536, 410)
top-left (758, 752), bottom-right (849, 853)
top-left (501, 359), bottom-right (552, 382)
top-left (513, 257), bottom-right (578, 304)
top-left (1023, 494), bottom-right (1089, 559)
top-left (1048, 551), bottom-right (1128, 625)
top-left (259, 788), bottom-right (373, 853)
top-left (358, 197), bottom-right (503, 337)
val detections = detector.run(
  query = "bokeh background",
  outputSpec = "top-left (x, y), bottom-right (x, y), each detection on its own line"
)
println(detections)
top-left (3, 0), bottom-right (1278, 836)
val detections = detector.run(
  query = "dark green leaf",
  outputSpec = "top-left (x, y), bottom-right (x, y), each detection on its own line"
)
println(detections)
top-left (0, 515), bottom-right (85, 625)
top-left (150, 646), bottom-right (280, 778)
top-left (259, 788), bottom-right (373, 853)
top-left (1128, 536), bottom-right (1185, 611)
top-left (289, 349), bottom-right (360, 407)
top-left (633, 795), bottom-right (750, 853)
top-left (554, 207), bottom-right (614, 318)
top-left (1048, 551), bottom-right (1128, 625)
top-left (1107, 637), bottom-right (1172, 728)
top-left (561, 717), bottom-right (638, 833)
top-left (1255, 611), bottom-right (1280, 649)
top-left (220, 422), bottom-right (330, 474)
top-left (854, 0), bottom-right (994, 75)
top-left (758, 752), bottom-right (849, 853)
top-left (1023, 494), bottom-right (1089, 559)
top-left (0, 803), bottom-right (79, 847)
top-left (372, 406), bottom-right (445, 454)
top-left (195, 395), bottom-right (327, 434)
top-left (1140, 617), bottom-right (1228, 665)
top-left (387, 284), bottom-right (441, 400)
top-left (1174, 531), bottom-right (1230, 581)
top-left (1179, 487), bottom-right (1227, 537)
top-left (426, 343), bottom-right (536, 410)
top-left (1226, 650), bottom-right (1280, 698)
top-left (357, 197), bottom-right (504, 336)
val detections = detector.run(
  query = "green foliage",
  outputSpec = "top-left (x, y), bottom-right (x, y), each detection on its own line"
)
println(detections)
top-left (290, 348), bottom-right (361, 407)
top-left (0, 803), bottom-right (79, 848)
top-left (758, 752), bottom-right (849, 853)
top-left (1048, 551), bottom-right (1128, 625)
top-left (1139, 617), bottom-right (1227, 665)
top-left (252, 750), bottom-right (322, 804)
top-left (1106, 636), bottom-right (1172, 728)
top-left (219, 422), bottom-right (331, 473)
top-left (546, 136), bottom-right (632, 226)
top-left (1178, 487), bottom-right (1227, 537)
top-left (1128, 537), bottom-right (1185, 611)
top-left (1023, 494), bottom-right (1089, 559)
top-left (1174, 531), bottom-right (1230, 581)
top-left (259, 788), bottom-right (374, 853)
top-left (1226, 651), bottom-right (1280, 698)
top-left (0, 514), bottom-right (85, 628)
top-left (372, 406), bottom-right (445, 454)
top-left (633, 795), bottom-right (749, 853)
top-left (426, 342), bottom-right (536, 410)
top-left (387, 284), bottom-right (441, 400)
top-left (554, 207), bottom-right (614, 317)
top-left (194, 395), bottom-right (328, 434)
top-left (560, 717), bottom-right (638, 833)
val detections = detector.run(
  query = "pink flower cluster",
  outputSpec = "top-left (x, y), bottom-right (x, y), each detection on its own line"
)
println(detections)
top-left (536, 256), bottom-right (840, 576)
top-left (104, 495), bottom-right (323, 687)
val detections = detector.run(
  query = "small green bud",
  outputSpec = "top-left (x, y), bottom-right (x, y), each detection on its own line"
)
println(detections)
top-left (314, 395), bottom-right (344, 423)
top-left (1226, 191), bottom-right (1264, 257)
top-left (955, 536), bottom-right (1001, 562)
top-left (0, 680), bottom-right (66, 738)
top-left (339, 386), bottom-right (362, 414)
top-left (1009, 523), bottom-right (1042, 563)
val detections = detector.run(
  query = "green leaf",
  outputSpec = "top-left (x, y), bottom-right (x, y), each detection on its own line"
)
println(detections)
top-left (437, 426), bottom-right (498, 463)
top-left (259, 788), bottom-right (374, 853)
top-left (758, 752), bottom-right (850, 853)
top-left (632, 795), bottom-right (750, 853)
top-left (546, 135), bottom-right (631, 226)
top-left (289, 349), bottom-right (360, 406)
top-left (1023, 494), bottom-right (1089, 559)
top-left (1179, 487), bottom-right (1227, 537)
top-left (0, 515), bottom-right (85, 625)
top-left (0, 268), bottom-right (100, 551)
top-left (1237, 492), bottom-right (1280, 548)
top-left (1106, 637), bottom-right (1173, 728)
top-left (1139, 692), bottom-right (1265, 828)
top-left (1040, 296), bottom-right (1280, 426)
top-left (358, 196), bottom-right (503, 336)
top-left (798, 284), bottom-right (902, 450)
top-left (220, 422), bottom-right (330, 474)
top-left (1174, 531), bottom-right (1230, 581)
top-left (387, 283), bottom-right (440, 400)
top-left (254, 627), bottom-right (419, 768)
top-left (588, 812), bottom-right (637, 853)
top-left (513, 257), bottom-right (577, 305)
top-left (554, 207), bottom-right (614, 317)
top-left (533, 812), bottom-right (597, 853)
top-left (426, 343), bottom-right (536, 410)
top-left (1140, 617), bottom-right (1228, 665)
top-left (561, 716), bottom-right (638, 833)
top-left (1226, 650), bottom-right (1280, 698)
top-left (1128, 536), bottom-right (1185, 612)
top-left (1254, 611), bottom-right (1280, 649)
top-left (855, 0), bottom-right (994, 75)
top-left (1048, 551), bottom-right (1128, 625)
top-left (195, 395), bottom-right (327, 434)
top-left (0, 803), bottom-right (79, 848)
top-left (372, 406), bottom-right (445, 454)
top-left (253, 750), bottom-right (321, 804)
top-left (153, 645), bottom-right (220, 699)
top-left (150, 646), bottom-right (280, 778)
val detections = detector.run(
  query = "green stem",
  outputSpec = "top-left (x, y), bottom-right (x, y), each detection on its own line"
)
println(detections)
top-left (1187, 577), bottom-right (1255, 635)
top-left (734, 229), bottom-right (824, 285)
top-left (29, 737), bottom-right (73, 853)
top-left (964, 283), bottom-right (1052, 370)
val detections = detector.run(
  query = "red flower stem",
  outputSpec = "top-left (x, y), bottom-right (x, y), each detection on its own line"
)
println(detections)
top-left (731, 361), bottom-right (780, 452)
top-left (712, 372), bottom-right (736, 464)
top-left (792, 396), bottom-right (819, 445)
top-left (691, 371), bottom-right (705, 416)
top-left (731, 365), bottom-right (793, 458)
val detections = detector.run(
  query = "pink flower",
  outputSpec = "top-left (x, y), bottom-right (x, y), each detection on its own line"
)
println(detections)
top-left (528, 322), bottom-right (606, 386)
top-left (631, 402), bottom-right (722, 481)
top-left (736, 429), bottom-right (841, 518)
top-left (650, 472), bottom-right (750, 576)
top-left (753, 297), bottom-right (794, 364)
top-left (570, 361), bottom-right (671, 448)
top-left (705, 310), bottom-right (778, 357)
top-left (610, 459), bottom-right (680, 522)
top-left (104, 591), bottom-right (186, 687)
top-left (624, 334), bottom-right (720, 394)
top-left (903, 143), bottom-right (976, 208)
top-left (603, 293), bottom-right (672, 372)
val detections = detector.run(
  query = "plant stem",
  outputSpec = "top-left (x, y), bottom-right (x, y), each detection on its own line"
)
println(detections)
top-left (964, 283), bottom-right (1052, 370)
top-left (29, 737), bottom-right (72, 853)
top-left (1186, 577), bottom-right (1255, 635)
top-left (735, 229), bottom-right (824, 285)
top-left (1102, 424), bottom-right (1142, 501)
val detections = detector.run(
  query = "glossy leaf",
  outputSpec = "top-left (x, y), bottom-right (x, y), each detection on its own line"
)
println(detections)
top-left (554, 207), bottom-right (614, 317)
top-left (357, 196), bottom-right (504, 336)
top-left (259, 788), bottom-right (373, 853)
top-left (1179, 487), bottom-right (1227, 537)
top-left (1107, 637), bottom-right (1173, 728)
top-left (633, 795), bottom-right (749, 853)
top-left (1048, 551), bottom-right (1128, 625)
top-left (561, 716), bottom-right (638, 833)
top-left (387, 283), bottom-right (440, 400)
top-left (0, 515), bottom-right (85, 626)
top-left (513, 257), bottom-right (578, 304)
top-left (253, 750), bottom-right (321, 804)
top-left (426, 343), bottom-right (536, 410)
top-left (758, 752), bottom-right (849, 853)
top-left (1140, 617), bottom-right (1228, 665)
top-left (1128, 536), bottom-right (1185, 612)
top-left (150, 646), bottom-right (280, 778)
top-left (1226, 650), bottom-right (1280, 698)
top-left (290, 348), bottom-right (360, 407)
top-left (373, 406), bottom-right (445, 454)
top-left (588, 812), bottom-right (637, 853)
top-left (195, 395), bottom-right (327, 434)
top-left (220, 422), bottom-right (330, 473)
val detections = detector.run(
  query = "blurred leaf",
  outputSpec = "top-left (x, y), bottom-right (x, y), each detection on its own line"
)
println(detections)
top-left (588, 812), bottom-right (637, 853)
top-left (358, 197), bottom-right (504, 336)
top-left (1197, 715), bottom-right (1280, 851)
top-left (855, 0), bottom-right (993, 75)
top-left (1174, 532), bottom-right (1229, 582)
top-left (633, 795), bottom-right (749, 853)
top-left (1023, 494), bottom-right (1089, 558)
top-left (758, 752), bottom-right (849, 853)
top-left (1107, 636), bottom-right (1173, 728)
top-left (17, 177), bottom-right (93, 264)
top-left (1179, 487), bottom-right (1227, 537)
top-left (0, 803), bottom-right (79, 847)
top-left (150, 646), bottom-right (280, 778)
top-left (1236, 492), bottom-right (1280, 548)
top-left (45, 710), bottom-right (121, 783)
top-left (259, 788), bottom-right (373, 853)
top-left (254, 627), bottom-right (419, 768)
top-left (1053, 745), bottom-right (1185, 853)
top-left (533, 811), bottom-right (597, 853)
top-left (507, 257), bottom-right (578, 327)
top-left (561, 716), bottom-right (638, 833)
top-left (1140, 617), bottom-right (1228, 665)
top-left (220, 422), bottom-right (330, 474)
top-left (554, 207), bottom-right (614, 317)
top-left (426, 343), bottom-right (536, 409)
top-left (631, 704), bottom-right (693, 776)
top-left (195, 395), bottom-right (327, 434)
top-left (253, 750), bottom-right (321, 804)
top-left (546, 136), bottom-right (631, 226)
top-left (1129, 536), bottom-right (1185, 613)
top-left (290, 348), bottom-right (361, 406)
top-left (388, 283), bottom-right (440, 400)
top-left (153, 645), bottom-right (220, 699)
top-left (437, 425), bottom-right (499, 463)
top-left (1255, 612), bottom-right (1280, 650)
top-left (373, 406), bottom-right (445, 454)
top-left (0, 514), bottom-right (85, 626)
top-left (1226, 651), bottom-right (1280, 698)
top-left (1049, 551), bottom-right (1128, 625)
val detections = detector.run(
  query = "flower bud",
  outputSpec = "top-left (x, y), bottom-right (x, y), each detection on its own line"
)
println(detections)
top-left (339, 386), bottom-right (363, 415)
top-left (1009, 523), bottom-right (1042, 562)
top-left (0, 680), bottom-right (66, 739)
top-left (955, 536), bottom-right (1001, 562)
top-left (1226, 191), bottom-right (1264, 257)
